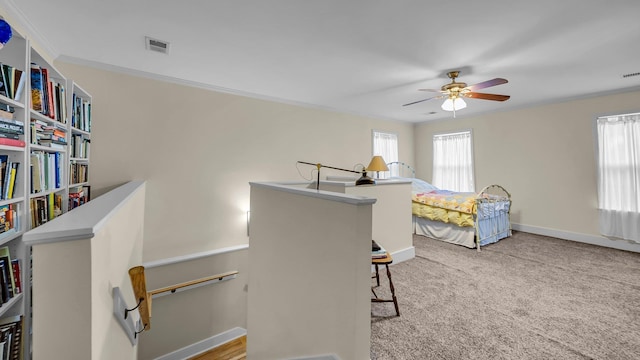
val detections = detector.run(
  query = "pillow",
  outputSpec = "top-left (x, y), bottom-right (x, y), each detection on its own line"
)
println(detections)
top-left (410, 178), bottom-right (439, 194)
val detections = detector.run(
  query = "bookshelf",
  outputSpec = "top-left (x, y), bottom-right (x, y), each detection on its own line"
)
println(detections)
top-left (0, 21), bottom-right (92, 359)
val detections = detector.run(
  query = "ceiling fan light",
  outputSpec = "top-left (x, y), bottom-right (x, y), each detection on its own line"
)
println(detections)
top-left (441, 98), bottom-right (454, 111)
top-left (441, 97), bottom-right (467, 111)
top-left (455, 97), bottom-right (467, 110)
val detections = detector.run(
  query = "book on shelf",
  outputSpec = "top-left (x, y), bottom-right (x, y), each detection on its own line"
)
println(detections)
top-left (0, 133), bottom-right (19, 141)
top-left (30, 63), bottom-right (44, 112)
top-left (0, 315), bottom-right (23, 360)
top-left (10, 260), bottom-right (20, 295)
top-left (5, 163), bottom-right (17, 200)
top-left (0, 251), bottom-right (14, 300)
top-left (30, 197), bottom-right (49, 228)
top-left (0, 138), bottom-right (25, 148)
top-left (0, 66), bottom-right (7, 98)
top-left (0, 105), bottom-right (13, 114)
top-left (0, 65), bottom-right (12, 100)
top-left (0, 155), bottom-right (6, 199)
top-left (0, 259), bottom-right (10, 303)
top-left (0, 157), bottom-right (18, 200)
top-left (12, 69), bottom-right (25, 102)
top-left (0, 205), bottom-right (16, 236)
top-left (0, 121), bottom-right (23, 135)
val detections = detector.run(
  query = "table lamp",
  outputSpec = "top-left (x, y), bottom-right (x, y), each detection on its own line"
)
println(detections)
top-left (366, 156), bottom-right (389, 179)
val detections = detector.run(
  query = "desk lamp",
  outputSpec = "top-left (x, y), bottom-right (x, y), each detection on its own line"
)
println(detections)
top-left (298, 161), bottom-right (374, 189)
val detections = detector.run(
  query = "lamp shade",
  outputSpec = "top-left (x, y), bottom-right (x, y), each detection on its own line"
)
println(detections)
top-left (441, 97), bottom-right (467, 111)
top-left (366, 156), bottom-right (389, 172)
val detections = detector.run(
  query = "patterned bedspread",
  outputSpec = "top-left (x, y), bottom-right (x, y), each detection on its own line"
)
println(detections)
top-left (412, 190), bottom-right (477, 213)
top-left (412, 190), bottom-right (477, 227)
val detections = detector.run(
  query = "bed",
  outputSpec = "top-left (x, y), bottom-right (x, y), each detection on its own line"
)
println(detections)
top-left (387, 161), bottom-right (512, 250)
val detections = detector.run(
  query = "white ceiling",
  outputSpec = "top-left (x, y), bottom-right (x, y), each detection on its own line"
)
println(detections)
top-left (4, 0), bottom-right (640, 123)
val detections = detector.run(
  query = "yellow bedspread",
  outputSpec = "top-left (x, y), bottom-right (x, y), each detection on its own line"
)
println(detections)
top-left (412, 190), bottom-right (476, 227)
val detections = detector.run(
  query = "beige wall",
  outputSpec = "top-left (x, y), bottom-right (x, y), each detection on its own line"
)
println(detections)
top-left (54, 61), bottom-right (414, 358)
top-left (55, 62), bottom-right (415, 262)
top-left (248, 184), bottom-right (373, 360)
top-left (30, 182), bottom-right (145, 360)
top-left (415, 89), bottom-right (640, 248)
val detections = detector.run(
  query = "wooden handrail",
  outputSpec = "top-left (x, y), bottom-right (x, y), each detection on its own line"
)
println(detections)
top-left (149, 271), bottom-right (239, 297)
top-left (128, 266), bottom-right (152, 330)
top-left (128, 267), bottom-right (239, 333)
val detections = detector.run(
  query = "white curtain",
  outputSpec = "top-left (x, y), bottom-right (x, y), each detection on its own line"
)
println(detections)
top-left (597, 113), bottom-right (640, 242)
top-left (432, 131), bottom-right (475, 192)
top-left (373, 131), bottom-right (398, 178)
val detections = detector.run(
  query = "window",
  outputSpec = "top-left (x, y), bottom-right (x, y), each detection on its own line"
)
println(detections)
top-left (372, 131), bottom-right (398, 178)
top-left (596, 113), bottom-right (640, 242)
top-left (432, 130), bottom-right (475, 192)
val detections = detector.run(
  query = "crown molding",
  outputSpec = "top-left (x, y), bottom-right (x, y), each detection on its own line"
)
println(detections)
top-left (0, 0), bottom-right (59, 60)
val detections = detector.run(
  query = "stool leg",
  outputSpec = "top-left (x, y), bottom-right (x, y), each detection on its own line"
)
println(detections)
top-left (385, 264), bottom-right (399, 316)
top-left (375, 264), bottom-right (380, 287)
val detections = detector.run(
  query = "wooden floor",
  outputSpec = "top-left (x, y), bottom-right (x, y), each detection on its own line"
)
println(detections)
top-left (188, 336), bottom-right (247, 360)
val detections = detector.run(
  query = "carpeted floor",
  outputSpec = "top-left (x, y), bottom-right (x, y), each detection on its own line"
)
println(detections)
top-left (370, 231), bottom-right (640, 360)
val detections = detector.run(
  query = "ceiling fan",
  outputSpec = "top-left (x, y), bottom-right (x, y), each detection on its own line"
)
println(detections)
top-left (403, 71), bottom-right (510, 116)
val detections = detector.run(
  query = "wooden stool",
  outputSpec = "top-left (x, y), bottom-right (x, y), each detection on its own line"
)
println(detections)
top-left (371, 252), bottom-right (399, 316)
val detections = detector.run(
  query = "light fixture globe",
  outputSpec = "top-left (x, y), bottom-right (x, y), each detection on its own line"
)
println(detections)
top-left (441, 97), bottom-right (467, 111)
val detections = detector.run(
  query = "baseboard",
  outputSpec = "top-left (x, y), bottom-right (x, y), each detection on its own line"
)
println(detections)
top-left (390, 246), bottom-right (415, 264)
top-left (153, 327), bottom-right (246, 360)
top-left (511, 223), bottom-right (640, 253)
top-left (286, 355), bottom-right (341, 360)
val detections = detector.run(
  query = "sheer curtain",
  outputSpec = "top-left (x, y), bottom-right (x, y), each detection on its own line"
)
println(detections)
top-left (432, 131), bottom-right (475, 192)
top-left (597, 113), bottom-right (640, 242)
top-left (373, 131), bottom-right (398, 178)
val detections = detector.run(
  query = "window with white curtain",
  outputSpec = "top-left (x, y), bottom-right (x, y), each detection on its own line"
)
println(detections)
top-left (372, 131), bottom-right (398, 178)
top-left (432, 130), bottom-right (475, 192)
top-left (596, 113), bottom-right (640, 243)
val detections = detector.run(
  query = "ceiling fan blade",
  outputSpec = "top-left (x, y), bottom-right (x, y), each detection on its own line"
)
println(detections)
top-left (402, 95), bottom-right (443, 106)
top-left (466, 78), bottom-right (508, 91)
top-left (417, 88), bottom-right (442, 92)
top-left (464, 92), bottom-right (510, 101)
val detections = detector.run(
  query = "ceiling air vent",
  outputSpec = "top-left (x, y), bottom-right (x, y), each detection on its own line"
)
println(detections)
top-left (145, 36), bottom-right (170, 54)
top-left (622, 72), bottom-right (640, 78)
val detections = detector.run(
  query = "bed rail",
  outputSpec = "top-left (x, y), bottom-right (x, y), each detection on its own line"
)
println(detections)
top-left (478, 184), bottom-right (511, 199)
top-left (474, 184), bottom-right (512, 251)
top-left (387, 161), bottom-right (416, 178)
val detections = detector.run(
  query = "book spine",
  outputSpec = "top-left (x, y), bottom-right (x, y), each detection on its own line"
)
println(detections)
top-left (0, 138), bottom-right (25, 147)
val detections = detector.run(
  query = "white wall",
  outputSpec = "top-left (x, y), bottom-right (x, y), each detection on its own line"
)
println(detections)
top-left (414, 89), bottom-right (640, 252)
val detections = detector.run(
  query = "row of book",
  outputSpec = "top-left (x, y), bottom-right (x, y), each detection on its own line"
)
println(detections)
top-left (30, 63), bottom-right (67, 123)
top-left (71, 92), bottom-right (91, 132)
top-left (0, 246), bottom-right (21, 306)
top-left (30, 193), bottom-right (62, 228)
top-left (69, 185), bottom-right (90, 210)
top-left (30, 118), bottom-right (67, 149)
top-left (69, 161), bottom-right (88, 185)
top-left (0, 63), bottom-right (25, 102)
top-left (0, 108), bottom-right (25, 149)
top-left (0, 156), bottom-right (18, 201)
top-left (30, 151), bottom-right (62, 194)
top-left (0, 315), bottom-right (22, 360)
top-left (70, 134), bottom-right (90, 158)
top-left (0, 205), bottom-right (18, 242)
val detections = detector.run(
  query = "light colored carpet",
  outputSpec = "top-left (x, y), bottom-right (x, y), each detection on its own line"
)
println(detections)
top-left (370, 231), bottom-right (640, 360)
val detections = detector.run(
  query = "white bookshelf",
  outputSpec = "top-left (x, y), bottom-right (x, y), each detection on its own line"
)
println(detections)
top-left (0, 21), bottom-right (92, 359)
